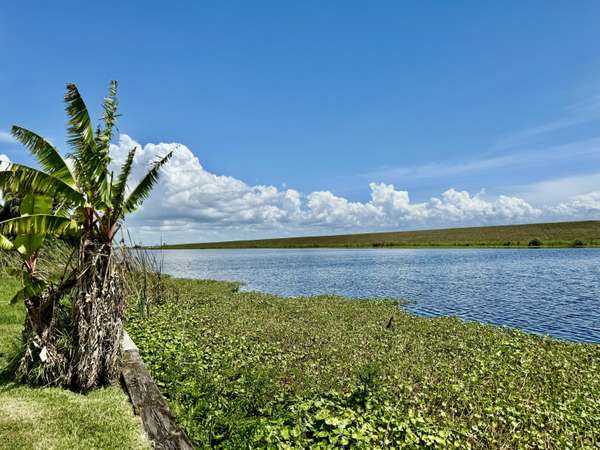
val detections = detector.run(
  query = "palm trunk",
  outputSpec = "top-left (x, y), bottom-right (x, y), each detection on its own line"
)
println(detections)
top-left (69, 237), bottom-right (124, 391)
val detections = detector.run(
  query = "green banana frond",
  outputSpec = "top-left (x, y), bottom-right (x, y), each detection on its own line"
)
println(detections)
top-left (123, 150), bottom-right (173, 213)
top-left (0, 165), bottom-right (84, 205)
top-left (20, 194), bottom-right (53, 216)
top-left (0, 234), bottom-right (13, 250)
top-left (65, 83), bottom-right (113, 208)
top-left (0, 214), bottom-right (78, 236)
top-left (10, 126), bottom-right (76, 187)
top-left (96, 80), bottom-right (119, 150)
top-left (13, 234), bottom-right (44, 258)
top-left (65, 83), bottom-right (106, 197)
top-left (111, 147), bottom-right (136, 218)
top-left (65, 83), bottom-right (97, 157)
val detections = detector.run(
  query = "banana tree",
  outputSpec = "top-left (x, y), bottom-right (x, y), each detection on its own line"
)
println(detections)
top-left (0, 193), bottom-right (67, 302)
top-left (0, 193), bottom-right (77, 383)
top-left (0, 81), bottom-right (172, 389)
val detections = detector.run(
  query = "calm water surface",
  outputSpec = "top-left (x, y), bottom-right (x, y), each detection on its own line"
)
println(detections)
top-left (149, 248), bottom-right (600, 343)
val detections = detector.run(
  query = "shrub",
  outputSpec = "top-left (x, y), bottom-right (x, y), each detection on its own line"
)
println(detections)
top-left (528, 239), bottom-right (542, 247)
top-left (572, 239), bottom-right (585, 247)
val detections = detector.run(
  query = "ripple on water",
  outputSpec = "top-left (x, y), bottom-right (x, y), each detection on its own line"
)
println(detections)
top-left (149, 248), bottom-right (600, 344)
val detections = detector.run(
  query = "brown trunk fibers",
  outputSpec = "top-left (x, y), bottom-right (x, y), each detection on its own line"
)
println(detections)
top-left (16, 289), bottom-right (68, 385)
top-left (69, 237), bottom-right (124, 391)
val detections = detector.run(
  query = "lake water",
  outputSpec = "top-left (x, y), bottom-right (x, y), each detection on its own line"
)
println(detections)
top-left (149, 248), bottom-right (600, 344)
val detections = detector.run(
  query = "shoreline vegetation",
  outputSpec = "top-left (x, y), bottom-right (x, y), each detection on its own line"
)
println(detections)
top-left (126, 276), bottom-right (600, 448)
top-left (149, 220), bottom-right (600, 249)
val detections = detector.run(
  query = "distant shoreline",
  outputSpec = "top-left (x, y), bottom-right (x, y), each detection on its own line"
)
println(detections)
top-left (146, 245), bottom-right (600, 250)
top-left (145, 220), bottom-right (600, 250)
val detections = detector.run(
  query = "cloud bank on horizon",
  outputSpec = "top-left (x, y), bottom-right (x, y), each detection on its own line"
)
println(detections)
top-left (108, 135), bottom-right (600, 243)
top-left (2, 135), bottom-right (599, 244)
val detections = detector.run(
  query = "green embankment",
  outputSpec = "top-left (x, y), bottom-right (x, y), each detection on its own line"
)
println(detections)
top-left (155, 220), bottom-right (600, 249)
top-left (0, 276), bottom-right (149, 450)
top-left (127, 277), bottom-right (600, 448)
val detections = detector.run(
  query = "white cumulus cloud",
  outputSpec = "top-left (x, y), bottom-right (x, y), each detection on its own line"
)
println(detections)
top-left (0, 131), bottom-right (16, 144)
top-left (105, 134), bottom-right (600, 244)
top-left (551, 192), bottom-right (600, 217)
top-left (0, 154), bottom-right (10, 170)
top-left (110, 135), bottom-right (304, 232)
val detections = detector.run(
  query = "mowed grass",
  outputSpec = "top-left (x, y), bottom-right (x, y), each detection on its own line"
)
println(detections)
top-left (0, 276), bottom-right (21, 369)
top-left (0, 275), bottom-right (150, 450)
top-left (127, 277), bottom-right (600, 448)
top-left (157, 220), bottom-right (600, 249)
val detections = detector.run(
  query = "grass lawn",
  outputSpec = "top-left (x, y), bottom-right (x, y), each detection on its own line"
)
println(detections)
top-left (0, 276), bottom-right (150, 450)
top-left (127, 277), bottom-right (600, 448)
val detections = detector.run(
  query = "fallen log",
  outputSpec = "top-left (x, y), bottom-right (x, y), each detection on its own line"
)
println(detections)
top-left (121, 331), bottom-right (194, 449)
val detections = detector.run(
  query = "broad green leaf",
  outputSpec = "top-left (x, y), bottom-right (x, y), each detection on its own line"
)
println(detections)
top-left (0, 234), bottom-right (13, 250)
top-left (20, 194), bottom-right (53, 216)
top-left (65, 83), bottom-right (110, 202)
top-left (112, 147), bottom-right (136, 218)
top-left (0, 165), bottom-right (83, 205)
top-left (65, 83), bottom-right (97, 157)
top-left (124, 151), bottom-right (174, 213)
top-left (10, 126), bottom-right (76, 187)
top-left (13, 234), bottom-right (45, 257)
top-left (0, 214), bottom-right (78, 236)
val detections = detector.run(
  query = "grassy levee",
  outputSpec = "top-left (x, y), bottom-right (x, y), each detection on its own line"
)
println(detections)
top-left (0, 275), bottom-right (149, 450)
top-left (127, 277), bottom-right (600, 448)
top-left (155, 220), bottom-right (600, 249)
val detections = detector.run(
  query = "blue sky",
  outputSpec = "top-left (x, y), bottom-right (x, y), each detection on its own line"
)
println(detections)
top-left (1, 2), bottom-right (600, 243)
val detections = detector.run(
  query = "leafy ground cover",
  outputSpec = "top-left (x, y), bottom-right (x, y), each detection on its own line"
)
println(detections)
top-left (0, 275), bottom-right (149, 450)
top-left (155, 220), bottom-right (600, 249)
top-left (126, 277), bottom-right (600, 448)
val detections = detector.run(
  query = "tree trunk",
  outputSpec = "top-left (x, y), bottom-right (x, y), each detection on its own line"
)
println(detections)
top-left (69, 237), bottom-right (124, 391)
top-left (16, 291), bottom-right (68, 386)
